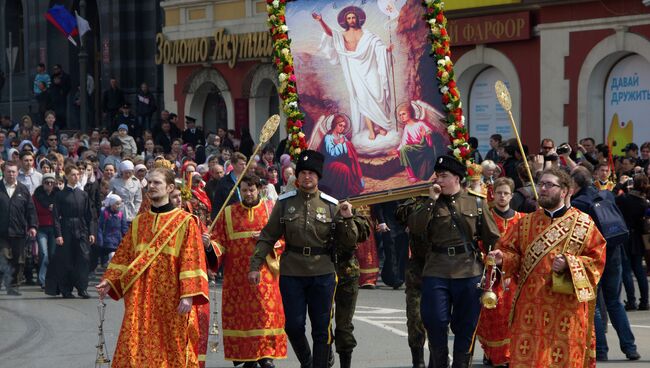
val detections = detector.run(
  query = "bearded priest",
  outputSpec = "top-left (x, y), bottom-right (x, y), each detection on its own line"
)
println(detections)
top-left (207, 174), bottom-right (287, 368)
top-left (489, 167), bottom-right (606, 368)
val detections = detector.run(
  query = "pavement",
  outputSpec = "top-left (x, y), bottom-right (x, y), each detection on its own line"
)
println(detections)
top-left (1, 278), bottom-right (650, 367)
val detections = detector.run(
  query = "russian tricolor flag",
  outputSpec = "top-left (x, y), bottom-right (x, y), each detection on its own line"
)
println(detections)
top-left (45, 5), bottom-right (79, 46)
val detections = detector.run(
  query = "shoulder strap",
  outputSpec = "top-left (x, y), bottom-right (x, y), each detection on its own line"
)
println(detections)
top-left (476, 196), bottom-right (483, 236)
top-left (443, 200), bottom-right (472, 246)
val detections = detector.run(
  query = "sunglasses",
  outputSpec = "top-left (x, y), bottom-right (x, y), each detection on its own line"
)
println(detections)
top-left (43, 181), bottom-right (55, 185)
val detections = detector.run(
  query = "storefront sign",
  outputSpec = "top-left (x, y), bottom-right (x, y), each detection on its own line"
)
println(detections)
top-left (155, 28), bottom-right (274, 68)
top-left (448, 11), bottom-right (530, 46)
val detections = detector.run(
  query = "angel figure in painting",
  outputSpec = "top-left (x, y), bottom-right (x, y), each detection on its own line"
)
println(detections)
top-left (393, 101), bottom-right (447, 183)
top-left (309, 113), bottom-right (364, 199)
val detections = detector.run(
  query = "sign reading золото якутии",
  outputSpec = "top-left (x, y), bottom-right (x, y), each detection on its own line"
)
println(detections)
top-left (155, 28), bottom-right (274, 68)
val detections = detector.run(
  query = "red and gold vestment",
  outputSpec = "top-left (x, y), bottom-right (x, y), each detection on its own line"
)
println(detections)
top-left (476, 209), bottom-right (525, 366)
top-left (497, 207), bottom-right (605, 368)
top-left (210, 200), bottom-right (287, 363)
top-left (103, 207), bottom-right (209, 368)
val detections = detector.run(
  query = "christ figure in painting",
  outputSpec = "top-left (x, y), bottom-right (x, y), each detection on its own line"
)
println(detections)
top-left (312, 6), bottom-right (399, 155)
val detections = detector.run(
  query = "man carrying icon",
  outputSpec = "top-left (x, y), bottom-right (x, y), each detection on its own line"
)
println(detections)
top-left (408, 155), bottom-right (500, 368)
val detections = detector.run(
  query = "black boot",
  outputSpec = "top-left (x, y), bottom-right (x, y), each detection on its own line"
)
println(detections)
top-left (288, 335), bottom-right (312, 368)
top-left (410, 346), bottom-right (425, 368)
top-left (312, 344), bottom-right (332, 368)
top-left (338, 351), bottom-right (352, 368)
top-left (258, 358), bottom-right (275, 368)
top-left (451, 351), bottom-right (472, 368)
top-left (428, 344), bottom-right (449, 368)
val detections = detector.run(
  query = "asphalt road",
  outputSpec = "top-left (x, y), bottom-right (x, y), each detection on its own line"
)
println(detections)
top-left (2, 278), bottom-right (650, 368)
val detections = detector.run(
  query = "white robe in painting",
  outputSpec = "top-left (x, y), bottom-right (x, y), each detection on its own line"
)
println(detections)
top-left (319, 29), bottom-right (400, 156)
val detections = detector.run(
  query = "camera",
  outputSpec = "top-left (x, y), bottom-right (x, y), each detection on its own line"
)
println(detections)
top-left (627, 178), bottom-right (634, 189)
top-left (556, 144), bottom-right (571, 155)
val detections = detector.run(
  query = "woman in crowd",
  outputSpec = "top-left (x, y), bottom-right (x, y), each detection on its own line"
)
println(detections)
top-left (109, 160), bottom-right (142, 225)
top-left (33, 173), bottom-right (59, 288)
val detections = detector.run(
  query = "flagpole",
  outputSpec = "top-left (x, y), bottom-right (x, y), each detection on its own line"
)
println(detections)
top-left (79, 0), bottom-right (89, 131)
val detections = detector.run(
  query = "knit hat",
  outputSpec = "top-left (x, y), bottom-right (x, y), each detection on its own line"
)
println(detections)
top-left (118, 124), bottom-right (128, 132)
top-left (104, 193), bottom-right (122, 207)
top-left (42, 173), bottom-right (56, 182)
top-left (134, 164), bottom-right (147, 172)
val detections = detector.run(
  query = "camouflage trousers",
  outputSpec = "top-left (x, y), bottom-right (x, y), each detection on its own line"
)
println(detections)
top-left (405, 257), bottom-right (427, 348)
top-left (334, 274), bottom-right (359, 353)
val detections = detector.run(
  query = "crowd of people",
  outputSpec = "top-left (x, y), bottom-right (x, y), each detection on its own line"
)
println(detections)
top-left (1, 91), bottom-right (650, 367)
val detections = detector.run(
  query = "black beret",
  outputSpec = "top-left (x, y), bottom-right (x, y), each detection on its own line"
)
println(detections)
top-left (434, 155), bottom-right (467, 178)
top-left (296, 150), bottom-right (324, 179)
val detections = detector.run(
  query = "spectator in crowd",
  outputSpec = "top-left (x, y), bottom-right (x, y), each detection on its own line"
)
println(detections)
top-left (40, 111), bottom-right (60, 146)
top-left (205, 134), bottom-right (221, 158)
top-left (510, 162), bottom-right (538, 213)
top-left (539, 138), bottom-right (555, 157)
top-left (140, 139), bottom-right (155, 161)
top-left (501, 139), bottom-right (523, 188)
top-left (49, 75), bottom-right (68, 129)
top-left (81, 160), bottom-right (102, 215)
top-left (485, 134), bottom-right (502, 163)
top-left (181, 116), bottom-right (204, 147)
top-left (218, 127), bottom-right (235, 151)
top-left (0, 161), bottom-right (38, 296)
top-left (239, 127), bottom-right (255, 159)
top-left (259, 145), bottom-right (279, 173)
top-left (116, 124), bottom-right (137, 158)
top-left (0, 131), bottom-right (7, 160)
top-left (639, 142), bottom-right (650, 170)
top-left (134, 164), bottom-right (148, 188)
top-left (102, 163), bottom-right (117, 182)
top-left (17, 151), bottom-right (42, 195)
top-left (616, 174), bottom-right (650, 311)
top-left (570, 166), bottom-right (640, 362)
top-left (170, 138), bottom-right (183, 166)
top-left (104, 137), bottom-right (123, 171)
top-left (622, 143), bottom-right (639, 160)
top-left (577, 137), bottom-right (599, 165)
top-left (155, 120), bottom-right (175, 153)
top-left (36, 82), bottom-right (54, 119)
top-left (33, 63), bottom-right (51, 96)
top-left (135, 82), bottom-right (157, 132)
top-left (114, 103), bottom-right (138, 138)
top-left (109, 160), bottom-right (142, 224)
top-left (219, 147), bottom-right (233, 166)
top-left (211, 152), bottom-right (247, 218)
top-left (33, 173), bottom-right (58, 288)
top-left (47, 164), bottom-right (96, 299)
top-left (468, 137), bottom-right (482, 164)
top-left (96, 193), bottom-right (128, 268)
top-left (102, 77), bottom-right (125, 128)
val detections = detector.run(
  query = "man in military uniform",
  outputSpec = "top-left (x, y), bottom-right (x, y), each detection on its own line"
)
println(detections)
top-left (408, 155), bottom-right (500, 368)
top-left (396, 197), bottom-right (429, 368)
top-left (333, 210), bottom-right (370, 368)
top-left (249, 150), bottom-right (363, 368)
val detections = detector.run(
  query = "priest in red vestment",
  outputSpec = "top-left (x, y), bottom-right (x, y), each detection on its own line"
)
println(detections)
top-left (208, 174), bottom-right (287, 368)
top-left (490, 168), bottom-right (606, 368)
top-left (476, 177), bottom-right (525, 367)
top-left (97, 167), bottom-right (210, 368)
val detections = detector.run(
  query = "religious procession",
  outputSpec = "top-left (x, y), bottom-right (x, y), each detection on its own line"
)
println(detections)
top-left (2, 0), bottom-right (650, 368)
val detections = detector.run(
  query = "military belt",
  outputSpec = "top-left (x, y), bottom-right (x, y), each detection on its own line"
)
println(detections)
top-left (431, 242), bottom-right (474, 256)
top-left (287, 245), bottom-right (328, 257)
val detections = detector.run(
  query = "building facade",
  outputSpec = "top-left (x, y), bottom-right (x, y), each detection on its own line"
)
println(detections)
top-left (0, 0), bottom-right (163, 128)
top-left (447, 0), bottom-right (650, 155)
top-left (158, 0), bottom-right (282, 147)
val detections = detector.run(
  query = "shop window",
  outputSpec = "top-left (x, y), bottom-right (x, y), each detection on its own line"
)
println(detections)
top-left (468, 67), bottom-right (512, 157)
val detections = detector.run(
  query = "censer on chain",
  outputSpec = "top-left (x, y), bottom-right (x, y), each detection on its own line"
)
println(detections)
top-left (95, 300), bottom-right (111, 367)
top-left (208, 280), bottom-right (220, 353)
top-left (476, 253), bottom-right (505, 309)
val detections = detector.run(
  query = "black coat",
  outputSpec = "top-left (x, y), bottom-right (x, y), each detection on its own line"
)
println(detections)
top-left (211, 173), bottom-right (240, 219)
top-left (616, 191), bottom-right (650, 255)
top-left (0, 181), bottom-right (38, 238)
top-left (53, 186), bottom-right (97, 239)
top-left (182, 128), bottom-right (205, 147)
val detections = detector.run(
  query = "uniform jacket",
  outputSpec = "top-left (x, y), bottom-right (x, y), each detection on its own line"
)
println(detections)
top-left (0, 181), bottom-right (38, 237)
top-left (251, 189), bottom-right (360, 276)
top-left (408, 189), bottom-right (500, 278)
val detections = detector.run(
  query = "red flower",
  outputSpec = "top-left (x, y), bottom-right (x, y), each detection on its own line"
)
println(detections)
top-left (449, 80), bottom-right (456, 88)
top-left (436, 13), bottom-right (444, 23)
top-left (279, 15), bottom-right (286, 23)
top-left (283, 65), bottom-right (293, 73)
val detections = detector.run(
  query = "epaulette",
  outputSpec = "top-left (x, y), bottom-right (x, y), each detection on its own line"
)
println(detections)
top-left (278, 190), bottom-right (297, 201)
top-left (467, 189), bottom-right (487, 199)
top-left (320, 192), bottom-right (339, 205)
